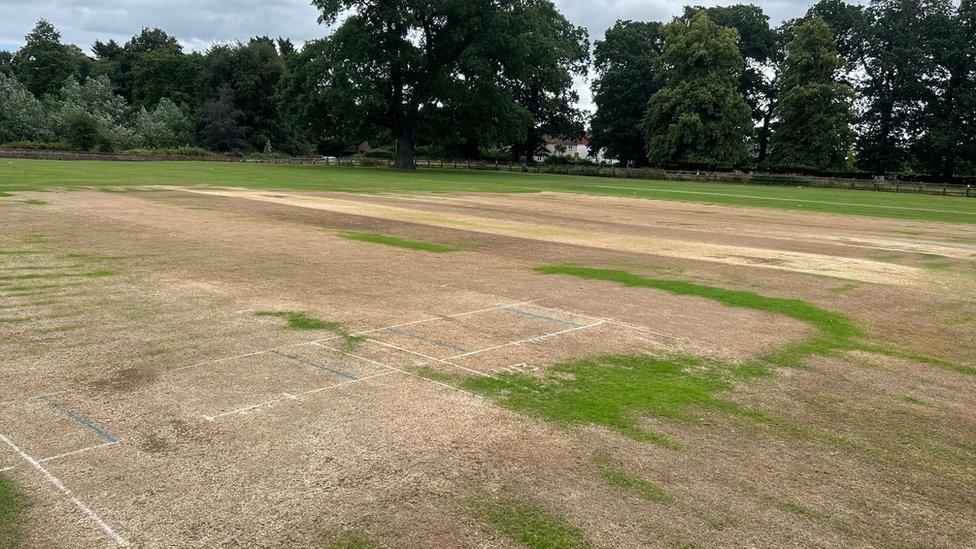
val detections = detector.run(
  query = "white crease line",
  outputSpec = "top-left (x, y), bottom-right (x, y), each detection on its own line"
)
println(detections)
top-left (3, 441), bottom-right (123, 474)
top-left (204, 371), bottom-right (398, 421)
top-left (444, 321), bottom-right (606, 360)
top-left (170, 300), bottom-right (538, 375)
top-left (313, 342), bottom-right (488, 402)
top-left (363, 337), bottom-right (493, 377)
top-left (0, 433), bottom-right (128, 547)
top-left (331, 299), bottom-right (539, 340)
top-left (39, 441), bottom-right (120, 464)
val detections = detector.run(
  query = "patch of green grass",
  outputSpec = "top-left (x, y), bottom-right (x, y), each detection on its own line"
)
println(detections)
top-left (899, 395), bottom-right (925, 406)
top-left (0, 250), bottom-right (35, 256)
top-left (471, 494), bottom-right (591, 549)
top-left (255, 310), bottom-right (344, 331)
top-left (20, 199), bottom-right (48, 205)
top-left (5, 159), bottom-right (976, 224)
top-left (337, 231), bottom-right (458, 253)
top-left (593, 452), bottom-right (674, 503)
top-left (320, 530), bottom-right (378, 549)
top-left (0, 269), bottom-right (117, 282)
top-left (426, 353), bottom-right (766, 448)
top-left (830, 282), bottom-right (858, 294)
top-left (0, 476), bottom-right (29, 548)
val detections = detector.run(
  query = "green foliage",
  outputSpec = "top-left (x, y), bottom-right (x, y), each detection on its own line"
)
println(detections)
top-left (0, 476), bottom-right (29, 548)
top-left (769, 17), bottom-right (854, 170)
top-left (593, 452), bottom-right (675, 503)
top-left (0, 75), bottom-right (56, 142)
top-left (132, 98), bottom-right (194, 149)
top-left (12, 20), bottom-right (77, 97)
top-left (590, 21), bottom-right (666, 167)
top-left (470, 495), bottom-right (592, 549)
top-left (63, 110), bottom-right (105, 151)
top-left (641, 11), bottom-right (754, 168)
top-left (200, 85), bottom-right (248, 152)
top-left (337, 232), bottom-right (458, 253)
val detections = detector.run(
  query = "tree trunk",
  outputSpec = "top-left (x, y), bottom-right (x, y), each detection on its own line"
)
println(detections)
top-left (394, 125), bottom-right (417, 170)
top-left (757, 108), bottom-right (772, 162)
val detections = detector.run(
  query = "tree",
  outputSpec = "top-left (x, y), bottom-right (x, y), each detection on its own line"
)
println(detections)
top-left (0, 51), bottom-right (12, 77)
top-left (0, 74), bottom-right (55, 142)
top-left (13, 20), bottom-right (76, 97)
top-left (311, 0), bottom-right (529, 169)
top-left (590, 20), bottom-right (666, 167)
top-left (200, 84), bottom-right (247, 152)
top-left (133, 98), bottom-right (195, 148)
top-left (911, 0), bottom-right (976, 177)
top-left (641, 11), bottom-right (754, 167)
top-left (501, 0), bottom-right (589, 162)
top-left (63, 109), bottom-right (104, 151)
top-left (769, 16), bottom-right (854, 170)
top-left (683, 5), bottom-right (780, 160)
top-left (131, 49), bottom-right (203, 108)
top-left (812, 0), bottom-right (947, 174)
top-left (112, 28), bottom-right (183, 101)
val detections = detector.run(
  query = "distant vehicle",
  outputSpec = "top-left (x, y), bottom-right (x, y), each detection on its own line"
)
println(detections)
top-left (318, 156), bottom-right (339, 164)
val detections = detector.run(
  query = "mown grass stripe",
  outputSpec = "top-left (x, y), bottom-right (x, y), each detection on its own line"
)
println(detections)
top-left (337, 231), bottom-right (458, 253)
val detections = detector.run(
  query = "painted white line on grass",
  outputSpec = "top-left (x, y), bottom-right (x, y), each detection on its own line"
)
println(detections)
top-left (203, 371), bottom-right (398, 421)
top-left (330, 299), bottom-right (539, 341)
top-left (38, 441), bottom-right (120, 464)
top-left (363, 337), bottom-right (493, 377)
top-left (0, 433), bottom-right (128, 547)
top-left (444, 321), bottom-right (605, 360)
top-left (312, 342), bottom-right (488, 402)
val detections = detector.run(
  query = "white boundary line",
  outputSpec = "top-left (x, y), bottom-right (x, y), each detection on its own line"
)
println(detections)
top-left (202, 371), bottom-right (399, 421)
top-left (0, 433), bottom-right (128, 547)
top-left (444, 322), bottom-right (606, 360)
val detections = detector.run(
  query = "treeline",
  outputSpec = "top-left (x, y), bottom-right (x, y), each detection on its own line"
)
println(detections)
top-left (0, 0), bottom-right (974, 177)
top-left (592, 0), bottom-right (976, 178)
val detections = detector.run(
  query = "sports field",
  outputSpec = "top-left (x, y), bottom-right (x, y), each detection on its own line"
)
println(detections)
top-left (1, 160), bottom-right (975, 548)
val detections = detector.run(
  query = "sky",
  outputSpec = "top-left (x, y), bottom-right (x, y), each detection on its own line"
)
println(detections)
top-left (0, 0), bottom-right (821, 110)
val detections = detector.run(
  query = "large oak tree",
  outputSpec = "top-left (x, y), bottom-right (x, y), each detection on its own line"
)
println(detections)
top-left (312, 0), bottom-right (533, 169)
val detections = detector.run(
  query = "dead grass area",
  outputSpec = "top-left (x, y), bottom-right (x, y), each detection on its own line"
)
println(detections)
top-left (0, 188), bottom-right (973, 548)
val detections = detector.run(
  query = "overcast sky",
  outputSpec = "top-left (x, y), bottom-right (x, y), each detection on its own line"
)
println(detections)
top-left (0, 0), bottom-right (821, 110)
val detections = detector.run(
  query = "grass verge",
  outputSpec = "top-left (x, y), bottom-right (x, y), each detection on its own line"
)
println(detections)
top-left (0, 476), bottom-right (28, 548)
top-left (470, 494), bottom-right (591, 549)
top-left (20, 199), bottom-right (48, 206)
top-left (594, 452), bottom-right (675, 503)
top-left (337, 231), bottom-right (458, 253)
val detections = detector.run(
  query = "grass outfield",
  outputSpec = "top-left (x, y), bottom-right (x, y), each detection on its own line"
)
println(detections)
top-left (2, 159), bottom-right (976, 223)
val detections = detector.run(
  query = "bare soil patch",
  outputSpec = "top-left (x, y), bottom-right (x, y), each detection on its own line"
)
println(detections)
top-left (0, 188), bottom-right (973, 548)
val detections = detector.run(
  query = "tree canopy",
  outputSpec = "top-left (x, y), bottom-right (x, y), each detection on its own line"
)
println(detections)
top-left (641, 11), bottom-right (754, 167)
